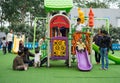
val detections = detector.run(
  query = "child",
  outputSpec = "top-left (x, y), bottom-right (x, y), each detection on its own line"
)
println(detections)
top-left (74, 18), bottom-right (85, 32)
top-left (34, 48), bottom-right (41, 67)
top-left (19, 40), bottom-right (24, 51)
top-left (39, 37), bottom-right (45, 48)
top-left (1, 37), bottom-right (7, 55)
top-left (76, 38), bottom-right (86, 53)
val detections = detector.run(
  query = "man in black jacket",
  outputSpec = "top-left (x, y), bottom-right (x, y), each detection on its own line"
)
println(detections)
top-left (23, 47), bottom-right (35, 66)
top-left (99, 30), bottom-right (111, 70)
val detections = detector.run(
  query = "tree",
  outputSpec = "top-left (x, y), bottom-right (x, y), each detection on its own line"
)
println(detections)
top-left (0, 0), bottom-right (46, 42)
top-left (1, 0), bottom-right (46, 26)
top-left (73, 0), bottom-right (120, 8)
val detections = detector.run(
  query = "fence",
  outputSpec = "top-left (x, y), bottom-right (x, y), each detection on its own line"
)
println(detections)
top-left (0, 42), bottom-right (39, 50)
top-left (0, 43), bottom-right (120, 50)
top-left (112, 44), bottom-right (120, 50)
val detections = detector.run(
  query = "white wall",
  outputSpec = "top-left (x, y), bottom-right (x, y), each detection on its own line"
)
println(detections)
top-left (117, 18), bottom-right (120, 27)
top-left (69, 8), bottom-right (120, 28)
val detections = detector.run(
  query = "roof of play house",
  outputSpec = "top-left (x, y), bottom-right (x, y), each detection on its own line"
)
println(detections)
top-left (44, 0), bottom-right (73, 12)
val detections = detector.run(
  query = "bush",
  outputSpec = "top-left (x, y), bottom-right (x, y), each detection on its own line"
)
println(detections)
top-left (94, 26), bottom-right (120, 43)
top-left (109, 27), bottom-right (120, 43)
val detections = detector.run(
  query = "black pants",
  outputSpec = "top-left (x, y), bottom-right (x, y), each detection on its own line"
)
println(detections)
top-left (8, 41), bottom-right (13, 53)
top-left (3, 46), bottom-right (7, 54)
top-left (95, 51), bottom-right (100, 63)
top-left (24, 60), bottom-right (34, 67)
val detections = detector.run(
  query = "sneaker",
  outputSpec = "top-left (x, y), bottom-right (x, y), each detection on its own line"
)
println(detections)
top-left (99, 68), bottom-right (104, 70)
top-left (104, 68), bottom-right (108, 70)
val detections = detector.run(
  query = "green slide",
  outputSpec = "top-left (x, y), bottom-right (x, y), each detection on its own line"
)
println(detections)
top-left (92, 44), bottom-right (120, 64)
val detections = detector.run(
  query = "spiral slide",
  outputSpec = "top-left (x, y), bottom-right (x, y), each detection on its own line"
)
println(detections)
top-left (76, 50), bottom-right (92, 71)
top-left (92, 44), bottom-right (120, 64)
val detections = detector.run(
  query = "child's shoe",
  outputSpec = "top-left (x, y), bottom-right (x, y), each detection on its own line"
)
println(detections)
top-left (24, 67), bottom-right (28, 71)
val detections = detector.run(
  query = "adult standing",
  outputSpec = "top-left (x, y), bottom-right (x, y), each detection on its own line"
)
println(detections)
top-left (93, 29), bottom-right (102, 64)
top-left (105, 31), bottom-right (114, 54)
top-left (99, 30), bottom-right (111, 70)
top-left (7, 29), bottom-right (14, 53)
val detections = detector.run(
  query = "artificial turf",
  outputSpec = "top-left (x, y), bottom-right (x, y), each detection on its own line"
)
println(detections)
top-left (0, 50), bottom-right (120, 83)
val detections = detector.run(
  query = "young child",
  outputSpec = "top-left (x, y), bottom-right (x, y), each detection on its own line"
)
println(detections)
top-left (34, 48), bottom-right (41, 67)
top-left (19, 40), bottom-right (24, 51)
top-left (74, 18), bottom-right (85, 32)
top-left (39, 37), bottom-right (45, 48)
top-left (1, 37), bottom-right (7, 55)
top-left (76, 38), bottom-right (86, 53)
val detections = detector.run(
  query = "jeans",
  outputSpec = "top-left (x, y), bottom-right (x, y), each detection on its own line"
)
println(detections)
top-left (100, 48), bottom-right (108, 69)
top-left (8, 41), bottom-right (13, 53)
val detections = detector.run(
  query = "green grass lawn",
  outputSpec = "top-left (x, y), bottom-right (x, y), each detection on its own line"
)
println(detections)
top-left (0, 50), bottom-right (120, 83)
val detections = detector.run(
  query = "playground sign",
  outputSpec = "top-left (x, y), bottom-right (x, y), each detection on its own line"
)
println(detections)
top-left (51, 37), bottom-right (69, 60)
top-left (50, 15), bottom-right (69, 28)
top-left (112, 44), bottom-right (120, 50)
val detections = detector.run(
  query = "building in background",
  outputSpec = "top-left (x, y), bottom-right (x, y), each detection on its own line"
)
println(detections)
top-left (70, 8), bottom-right (120, 28)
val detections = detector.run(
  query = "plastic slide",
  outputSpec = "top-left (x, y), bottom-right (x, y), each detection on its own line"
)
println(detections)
top-left (12, 35), bottom-right (25, 53)
top-left (40, 50), bottom-right (47, 66)
top-left (76, 50), bottom-right (92, 71)
top-left (40, 57), bottom-right (47, 67)
top-left (92, 43), bottom-right (120, 64)
top-left (40, 44), bottom-right (47, 66)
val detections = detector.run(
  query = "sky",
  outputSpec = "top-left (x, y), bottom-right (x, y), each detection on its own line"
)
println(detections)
top-left (109, 2), bottom-right (119, 9)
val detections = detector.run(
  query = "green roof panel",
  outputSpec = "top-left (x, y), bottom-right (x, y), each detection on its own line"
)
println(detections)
top-left (44, 0), bottom-right (73, 12)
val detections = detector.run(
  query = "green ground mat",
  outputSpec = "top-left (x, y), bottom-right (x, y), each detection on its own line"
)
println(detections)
top-left (0, 50), bottom-right (120, 83)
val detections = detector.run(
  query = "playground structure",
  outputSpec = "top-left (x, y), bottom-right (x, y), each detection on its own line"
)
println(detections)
top-left (32, 0), bottom-right (93, 70)
top-left (70, 7), bottom-right (94, 70)
top-left (49, 14), bottom-right (70, 61)
top-left (45, 0), bottom-right (92, 70)
top-left (71, 31), bottom-right (91, 55)
top-left (32, 0), bottom-right (120, 71)
top-left (46, 13), bottom-right (72, 67)
top-left (33, 0), bottom-right (73, 67)
top-left (12, 34), bottom-right (25, 53)
top-left (33, 17), bottom-right (48, 62)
